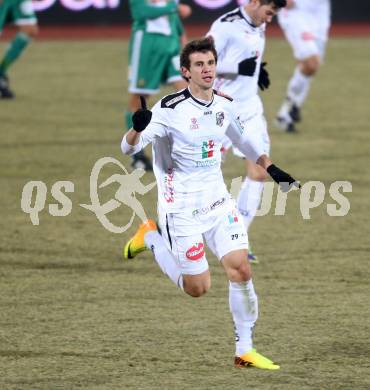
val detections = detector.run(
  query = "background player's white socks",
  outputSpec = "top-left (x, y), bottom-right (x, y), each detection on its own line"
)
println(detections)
top-left (237, 177), bottom-right (264, 231)
top-left (144, 231), bottom-right (184, 289)
top-left (229, 280), bottom-right (258, 356)
top-left (287, 66), bottom-right (312, 107)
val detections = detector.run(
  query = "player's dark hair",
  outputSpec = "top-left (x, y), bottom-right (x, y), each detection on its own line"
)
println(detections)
top-left (260, 0), bottom-right (286, 8)
top-left (180, 37), bottom-right (218, 81)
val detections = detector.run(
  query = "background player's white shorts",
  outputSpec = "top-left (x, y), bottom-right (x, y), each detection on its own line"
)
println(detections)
top-left (232, 113), bottom-right (270, 159)
top-left (278, 5), bottom-right (331, 61)
top-left (158, 199), bottom-right (249, 275)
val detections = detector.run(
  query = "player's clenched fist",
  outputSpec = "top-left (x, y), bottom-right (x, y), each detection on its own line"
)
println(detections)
top-left (238, 56), bottom-right (257, 76)
top-left (267, 164), bottom-right (301, 192)
top-left (132, 96), bottom-right (152, 132)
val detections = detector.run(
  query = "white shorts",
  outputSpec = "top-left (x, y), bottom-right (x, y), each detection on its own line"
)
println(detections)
top-left (278, 5), bottom-right (331, 61)
top-left (158, 199), bottom-right (249, 275)
top-left (232, 113), bottom-right (270, 159)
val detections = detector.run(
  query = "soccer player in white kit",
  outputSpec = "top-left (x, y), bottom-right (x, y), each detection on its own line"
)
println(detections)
top-left (275, 0), bottom-right (331, 132)
top-left (207, 0), bottom-right (287, 262)
top-left (121, 38), bottom-right (299, 369)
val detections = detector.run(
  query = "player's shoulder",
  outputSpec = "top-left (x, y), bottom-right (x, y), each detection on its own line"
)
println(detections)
top-left (213, 89), bottom-right (233, 102)
top-left (219, 7), bottom-right (244, 24)
top-left (160, 88), bottom-right (191, 109)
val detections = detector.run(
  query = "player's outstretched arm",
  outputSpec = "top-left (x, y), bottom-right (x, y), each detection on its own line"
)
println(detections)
top-left (122, 96), bottom-right (152, 155)
top-left (257, 155), bottom-right (301, 192)
top-left (227, 112), bottom-right (300, 192)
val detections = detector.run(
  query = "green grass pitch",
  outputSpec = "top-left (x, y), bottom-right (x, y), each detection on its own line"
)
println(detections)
top-left (0, 37), bottom-right (370, 389)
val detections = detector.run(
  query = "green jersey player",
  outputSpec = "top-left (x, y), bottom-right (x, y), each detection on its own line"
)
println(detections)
top-left (0, 0), bottom-right (39, 98)
top-left (126, 0), bottom-right (190, 170)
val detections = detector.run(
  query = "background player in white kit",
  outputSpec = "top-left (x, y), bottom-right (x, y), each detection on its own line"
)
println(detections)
top-left (275, 0), bottom-right (331, 132)
top-left (207, 0), bottom-right (287, 262)
top-left (121, 38), bottom-right (299, 369)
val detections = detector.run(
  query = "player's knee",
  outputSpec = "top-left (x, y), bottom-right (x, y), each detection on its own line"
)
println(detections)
top-left (19, 24), bottom-right (39, 38)
top-left (228, 261), bottom-right (251, 283)
top-left (184, 279), bottom-right (211, 298)
top-left (236, 261), bottom-right (252, 282)
top-left (300, 56), bottom-right (320, 76)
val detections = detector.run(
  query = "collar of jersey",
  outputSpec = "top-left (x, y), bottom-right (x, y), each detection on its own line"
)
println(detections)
top-left (240, 6), bottom-right (257, 29)
top-left (187, 87), bottom-right (214, 108)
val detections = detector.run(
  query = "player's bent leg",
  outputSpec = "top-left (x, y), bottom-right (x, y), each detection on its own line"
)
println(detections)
top-left (124, 219), bottom-right (185, 289)
top-left (0, 24), bottom-right (38, 99)
top-left (183, 271), bottom-right (211, 298)
top-left (276, 54), bottom-right (320, 131)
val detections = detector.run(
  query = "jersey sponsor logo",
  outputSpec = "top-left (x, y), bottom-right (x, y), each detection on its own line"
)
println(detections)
top-left (301, 31), bottom-right (315, 41)
top-left (202, 139), bottom-right (215, 159)
top-left (196, 159), bottom-right (217, 167)
top-left (192, 197), bottom-right (225, 216)
top-left (227, 210), bottom-right (239, 224)
top-left (216, 111), bottom-right (225, 127)
top-left (165, 94), bottom-right (186, 107)
top-left (186, 243), bottom-right (204, 261)
top-left (190, 117), bottom-right (199, 130)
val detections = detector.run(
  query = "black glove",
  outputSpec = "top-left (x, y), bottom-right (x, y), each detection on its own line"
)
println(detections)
top-left (267, 164), bottom-right (301, 192)
top-left (258, 62), bottom-right (270, 91)
top-left (238, 56), bottom-right (257, 76)
top-left (132, 96), bottom-right (152, 132)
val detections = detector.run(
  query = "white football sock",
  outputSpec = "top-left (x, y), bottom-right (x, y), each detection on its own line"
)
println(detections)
top-left (237, 178), bottom-right (264, 231)
top-left (144, 231), bottom-right (183, 289)
top-left (287, 66), bottom-right (312, 107)
top-left (229, 279), bottom-right (258, 356)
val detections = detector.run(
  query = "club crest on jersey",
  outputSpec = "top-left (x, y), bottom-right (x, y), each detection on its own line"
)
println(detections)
top-left (202, 140), bottom-right (215, 159)
top-left (190, 117), bottom-right (199, 130)
top-left (216, 112), bottom-right (225, 127)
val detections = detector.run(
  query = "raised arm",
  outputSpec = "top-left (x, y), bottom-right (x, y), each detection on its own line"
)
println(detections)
top-left (121, 97), bottom-right (167, 156)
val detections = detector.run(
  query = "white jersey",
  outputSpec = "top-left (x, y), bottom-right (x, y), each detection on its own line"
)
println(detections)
top-left (290, 0), bottom-right (330, 13)
top-left (207, 7), bottom-right (265, 113)
top-left (121, 88), bottom-right (264, 214)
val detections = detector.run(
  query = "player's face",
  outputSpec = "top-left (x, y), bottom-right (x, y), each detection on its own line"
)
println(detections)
top-left (251, 4), bottom-right (278, 26)
top-left (184, 51), bottom-right (216, 90)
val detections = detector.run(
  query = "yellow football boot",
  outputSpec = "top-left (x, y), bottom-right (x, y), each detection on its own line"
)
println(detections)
top-left (123, 219), bottom-right (157, 259)
top-left (234, 349), bottom-right (280, 370)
